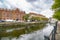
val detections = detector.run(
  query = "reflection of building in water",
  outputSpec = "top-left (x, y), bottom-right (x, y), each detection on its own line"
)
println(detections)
top-left (0, 8), bottom-right (25, 21)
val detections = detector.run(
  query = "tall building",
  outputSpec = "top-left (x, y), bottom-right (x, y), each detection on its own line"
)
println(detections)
top-left (0, 8), bottom-right (25, 21)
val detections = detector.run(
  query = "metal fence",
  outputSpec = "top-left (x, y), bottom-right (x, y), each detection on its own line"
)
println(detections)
top-left (44, 21), bottom-right (58, 40)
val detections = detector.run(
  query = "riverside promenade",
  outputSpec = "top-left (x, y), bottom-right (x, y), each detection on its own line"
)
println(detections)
top-left (56, 22), bottom-right (60, 40)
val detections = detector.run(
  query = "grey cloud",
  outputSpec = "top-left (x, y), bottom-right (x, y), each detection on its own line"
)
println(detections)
top-left (26, 0), bottom-right (53, 12)
top-left (0, 0), bottom-right (53, 15)
top-left (26, 0), bottom-right (37, 2)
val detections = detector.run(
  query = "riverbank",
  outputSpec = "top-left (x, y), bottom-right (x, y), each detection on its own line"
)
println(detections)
top-left (0, 22), bottom-right (47, 38)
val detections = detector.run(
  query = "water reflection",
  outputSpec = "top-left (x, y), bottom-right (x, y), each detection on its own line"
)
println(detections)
top-left (1, 23), bottom-right (54, 40)
top-left (1, 30), bottom-right (44, 40)
top-left (43, 23), bottom-right (54, 37)
top-left (17, 30), bottom-right (44, 40)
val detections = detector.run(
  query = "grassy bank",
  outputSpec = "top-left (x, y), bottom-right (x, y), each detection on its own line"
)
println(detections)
top-left (0, 22), bottom-right (46, 37)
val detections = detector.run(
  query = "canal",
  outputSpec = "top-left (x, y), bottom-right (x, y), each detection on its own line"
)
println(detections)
top-left (0, 23), bottom-right (54, 40)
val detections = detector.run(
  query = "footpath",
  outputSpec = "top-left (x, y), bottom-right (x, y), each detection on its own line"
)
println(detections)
top-left (55, 22), bottom-right (60, 40)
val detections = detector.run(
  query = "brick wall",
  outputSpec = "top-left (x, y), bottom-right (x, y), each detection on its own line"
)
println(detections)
top-left (0, 8), bottom-right (25, 21)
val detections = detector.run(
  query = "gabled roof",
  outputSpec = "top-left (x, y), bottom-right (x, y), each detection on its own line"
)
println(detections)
top-left (29, 12), bottom-right (46, 17)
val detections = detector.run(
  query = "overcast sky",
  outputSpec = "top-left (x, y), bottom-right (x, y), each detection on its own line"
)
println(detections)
top-left (0, 0), bottom-right (54, 18)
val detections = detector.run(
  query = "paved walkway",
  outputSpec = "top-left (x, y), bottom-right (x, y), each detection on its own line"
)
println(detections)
top-left (55, 22), bottom-right (60, 40)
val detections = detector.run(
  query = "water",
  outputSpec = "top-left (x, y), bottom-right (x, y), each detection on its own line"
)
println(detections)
top-left (17, 30), bottom-right (44, 40)
top-left (43, 23), bottom-right (54, 37)
top-left (1, 23), bottom-right (54, 40)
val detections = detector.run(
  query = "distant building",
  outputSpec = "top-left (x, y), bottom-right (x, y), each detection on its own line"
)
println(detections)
top-left (0, 8), bottom-right (25, 21)
top-left (29, 12), bottom-right (46, 18)
top-left (0, 8), bottom-right (47, 22)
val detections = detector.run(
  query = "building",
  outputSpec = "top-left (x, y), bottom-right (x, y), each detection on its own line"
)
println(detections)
top-left (29, 12), bottom-right (46, 18)
top-left (0, 8), bottom-right (25, 21)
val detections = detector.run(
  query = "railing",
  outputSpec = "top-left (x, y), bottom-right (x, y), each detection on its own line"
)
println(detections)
top-left (44, 21), bottom-right (58, 40)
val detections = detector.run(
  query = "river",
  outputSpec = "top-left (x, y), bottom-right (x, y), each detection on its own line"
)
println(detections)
top-left (1, 23), bottom-right (54, 40)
